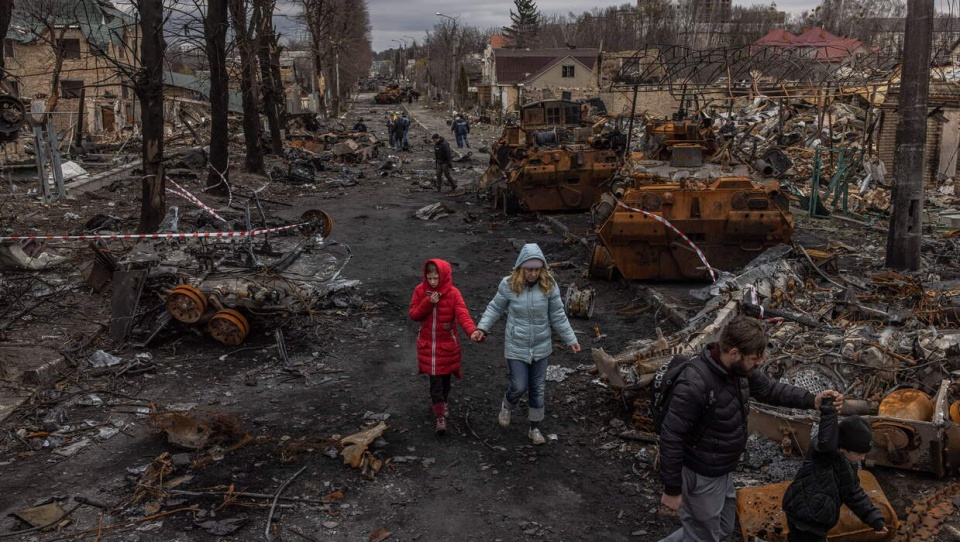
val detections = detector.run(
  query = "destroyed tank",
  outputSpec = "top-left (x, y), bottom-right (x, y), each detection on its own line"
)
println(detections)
top-left (480, 99), bottom-right (626, 213)
top-left (589, 166), bottom-right (793, 281)
top-left (374, 84), bottom-right (405, 104)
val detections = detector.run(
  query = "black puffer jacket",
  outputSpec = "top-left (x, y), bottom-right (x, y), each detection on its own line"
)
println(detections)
top-left (658, 344), bottom-right (814, 496)
top-left (782, 404), bottom-right (885, 536)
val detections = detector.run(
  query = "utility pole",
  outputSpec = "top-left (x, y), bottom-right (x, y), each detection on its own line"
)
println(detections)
top-left (885, 0), bottom-right (934, 270)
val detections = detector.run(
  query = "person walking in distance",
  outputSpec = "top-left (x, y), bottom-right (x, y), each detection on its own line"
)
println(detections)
top-left (452, 113), bottom-right (470, 148)
top-left (657, 315), bottom-right (843, 542)
top-left (431, 133), bottom-right (457, 191)
top-left (472, 243), bottom-right (580, 445)
top-left (408, 259), bottom-right (477, 435)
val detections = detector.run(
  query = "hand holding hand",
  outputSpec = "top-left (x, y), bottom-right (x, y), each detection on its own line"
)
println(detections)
top-left (875, 526), bottom-right (888, 535)
top-left (471, 330), bottom-right (485, 342)
top-left (570, 343), bottom-right (581, 353)
top-left (815, 390), bottom-right (843, 410)
top-left (428, 292), bottom-right (441, 304)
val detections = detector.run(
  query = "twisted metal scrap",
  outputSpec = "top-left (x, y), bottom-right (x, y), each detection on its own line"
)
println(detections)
top-left (894, 480), bottom-right (960, 541)
top-left (605, 43), bottom-right (903, 104)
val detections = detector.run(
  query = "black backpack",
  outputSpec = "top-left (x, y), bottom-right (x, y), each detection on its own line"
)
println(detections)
top-left (651, 354), bottom-right (718, 446)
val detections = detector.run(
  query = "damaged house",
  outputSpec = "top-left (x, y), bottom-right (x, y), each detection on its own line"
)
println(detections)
top-left (480, 42), bottom-right (599, 113)
top-left (3, 0), bottom-right (138, 138)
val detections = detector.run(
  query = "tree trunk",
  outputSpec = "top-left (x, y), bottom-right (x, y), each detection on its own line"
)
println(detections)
top-left (885, 0), bottom-right (933, 270)
top-left (256, 0), bottom-right (282, 155)
top-left (205, 0), bottom-right (229, 194)
top-left (136, 0), bottom-right (166, 233)
top-left (0, 0), bottom-right (13, 74)
top-left (269, 37), bottom-right (286, 136)
top-left (229, 0), bottom-right (264, 173)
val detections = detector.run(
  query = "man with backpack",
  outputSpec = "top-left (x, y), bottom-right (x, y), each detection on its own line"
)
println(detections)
top-left (656, 315), bottom-right (842, 542)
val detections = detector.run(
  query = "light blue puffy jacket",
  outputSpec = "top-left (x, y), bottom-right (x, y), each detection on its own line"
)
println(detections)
top-left (477, 244), bottom-right (578, 363)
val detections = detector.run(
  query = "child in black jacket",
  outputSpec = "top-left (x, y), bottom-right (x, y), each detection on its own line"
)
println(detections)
top-left (782, 405), bottom-right (888, 542)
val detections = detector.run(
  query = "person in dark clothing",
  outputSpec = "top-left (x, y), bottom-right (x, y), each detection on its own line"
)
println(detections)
top-left (431, 133), bottom-right (456, 191)
top-left (782, 409), bottom-right (888, 542)
top-left (451, 114), bottom-right (470, 148)
top-left (352, 118), bottom-right (368, 133)
top-left (658, 316), bottom-right (843, 542)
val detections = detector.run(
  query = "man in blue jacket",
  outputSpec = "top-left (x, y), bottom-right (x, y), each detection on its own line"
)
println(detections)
top-left (451, 114), bottom-right (470, 148)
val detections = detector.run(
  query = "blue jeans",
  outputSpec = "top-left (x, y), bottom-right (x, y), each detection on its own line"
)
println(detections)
top-left (504, 357), bottom-right (547, 423)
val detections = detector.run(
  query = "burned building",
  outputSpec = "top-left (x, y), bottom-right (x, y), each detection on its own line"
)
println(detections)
top-left (4, 0), bottom-right (139, 137)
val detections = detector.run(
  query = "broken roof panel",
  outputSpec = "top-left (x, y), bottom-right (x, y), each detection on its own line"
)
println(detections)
top-left (6, 0), bottom-right (134, 51)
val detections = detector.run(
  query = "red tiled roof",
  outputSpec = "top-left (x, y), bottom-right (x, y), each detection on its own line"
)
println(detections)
top-left (752, 27), bottom-right (867, 61)
top-left (493, 48), bottom-right (598, 85)
top-left (490, 34), bottom-right (512, 49)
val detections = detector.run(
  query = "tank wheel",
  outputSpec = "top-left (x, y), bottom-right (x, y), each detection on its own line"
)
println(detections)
top-left (207, 309), bottom-right (250, 346)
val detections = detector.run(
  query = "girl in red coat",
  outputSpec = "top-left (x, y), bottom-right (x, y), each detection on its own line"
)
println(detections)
top-left (409, 259), bottom-right (477, 435)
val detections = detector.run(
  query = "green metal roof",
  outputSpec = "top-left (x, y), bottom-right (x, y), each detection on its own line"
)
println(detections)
top-left (7, 0), bottom-right (134, 51)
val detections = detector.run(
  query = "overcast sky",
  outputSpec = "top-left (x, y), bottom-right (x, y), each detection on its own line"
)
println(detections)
top-left (363, 0), bottom-right (825, 52)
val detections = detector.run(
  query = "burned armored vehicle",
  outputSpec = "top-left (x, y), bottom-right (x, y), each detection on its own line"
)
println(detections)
top-left (589, 158), bottom-right (794, 281)
top-left (480, 99), bottom-right (626, 213)
top-left (374, 84), bottom-right (405, 104)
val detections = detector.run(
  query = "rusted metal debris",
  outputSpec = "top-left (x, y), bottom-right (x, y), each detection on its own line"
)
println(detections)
top-left (894, 479), bottom-right (960, 541)
top-left (591, 173), bottom-right (793, 281)
top-left (481, 99), bottom-right (626, 213)
top-left (736, 470), bottom-right (898, 542)
top-left (109, 208), bottom-right (353, 347)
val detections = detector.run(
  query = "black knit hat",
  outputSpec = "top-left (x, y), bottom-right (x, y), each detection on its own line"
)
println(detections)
top-left (838, 416), bottom-right (873, 454)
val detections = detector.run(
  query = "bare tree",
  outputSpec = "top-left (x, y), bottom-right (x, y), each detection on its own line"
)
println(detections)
top-left (0, 0), bottom-right (14, 74)
top-left (255, 0), bottom-right (283, 154)
top-left (228, 0), bottom-right (263, 173)
top-left (204, 0), bottom-right (230, 193)
top-left (136, 0), bottom-right (167, 232)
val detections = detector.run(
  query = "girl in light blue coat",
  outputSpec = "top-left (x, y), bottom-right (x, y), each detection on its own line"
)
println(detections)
top-left (472, 243), bottom-right (581, 445)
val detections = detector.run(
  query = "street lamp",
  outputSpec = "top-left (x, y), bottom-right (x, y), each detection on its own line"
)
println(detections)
top-left (436, 12), bottom-right (459, 109)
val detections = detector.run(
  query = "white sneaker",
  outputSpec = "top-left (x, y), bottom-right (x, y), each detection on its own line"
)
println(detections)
top-left (528, 428), bottom-right (546, 445)
top-left (498, 404), bottom-right (510, 427)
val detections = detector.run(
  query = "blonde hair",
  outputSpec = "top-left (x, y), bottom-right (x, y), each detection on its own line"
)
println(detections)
top-left (508, 266), bottom-right (555, 295)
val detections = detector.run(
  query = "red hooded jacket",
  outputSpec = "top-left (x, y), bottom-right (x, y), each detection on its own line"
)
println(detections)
top-left (409, 259), bottom-right (477, 378)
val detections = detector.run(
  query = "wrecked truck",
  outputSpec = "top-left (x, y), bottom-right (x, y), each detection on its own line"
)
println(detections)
top-left (480, 99), bottom-right (626, 214)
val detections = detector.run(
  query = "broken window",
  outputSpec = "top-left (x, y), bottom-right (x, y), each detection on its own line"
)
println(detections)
top-left (57, 39), bottom-right (81, 59)
top-left (546, 106), bottom-right (561, 125)
top-left (61, 80), bottom-right (83, 98)
top-left (3, 39), bottom-right (13, 59)
top-left (561, 65), bottom-right (575, 78)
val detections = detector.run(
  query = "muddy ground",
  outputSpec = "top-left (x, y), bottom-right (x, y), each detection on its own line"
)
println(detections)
top-left (0, 95), bottom-right (956, 541)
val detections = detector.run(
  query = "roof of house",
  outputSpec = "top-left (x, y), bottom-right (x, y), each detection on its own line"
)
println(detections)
top-left (493, 48), bottom-right (598, 85)
top-left (6, 0), bottom-right (134, 50)
top-left (753, 27), bottom-right (868, 61)
top-left (164, 71), bottom-right (243, 114)
top-left (490, 34), bottom-right (513, 49)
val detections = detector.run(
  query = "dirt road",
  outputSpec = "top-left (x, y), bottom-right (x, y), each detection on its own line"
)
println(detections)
top-left (0, 96), bottom-right (667, 541)
top-left (1, 94), bottom-right (954, 541)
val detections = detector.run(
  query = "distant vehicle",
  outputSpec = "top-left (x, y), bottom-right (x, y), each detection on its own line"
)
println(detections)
top-left (480, 98), bottom-right (625, 213)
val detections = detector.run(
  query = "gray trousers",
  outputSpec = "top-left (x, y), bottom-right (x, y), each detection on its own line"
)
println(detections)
top-left (659, 467), bottom-right (736, 542)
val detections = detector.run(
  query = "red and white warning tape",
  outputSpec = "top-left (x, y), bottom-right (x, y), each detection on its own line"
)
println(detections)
top-left (165, 177), bottom-right (228, 223)
top-left (615, 199), bottom-right (718, 282)
top-left (0, 222), bottom-right (310, 242)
